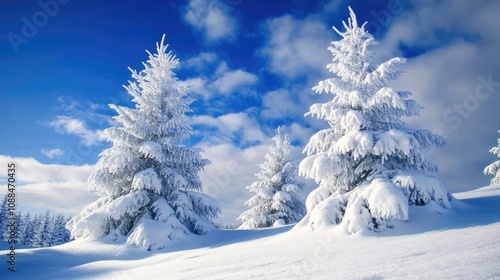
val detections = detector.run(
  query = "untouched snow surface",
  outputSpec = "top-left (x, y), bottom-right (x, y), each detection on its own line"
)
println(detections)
top-left (2, 186), bottom-right (500, 279)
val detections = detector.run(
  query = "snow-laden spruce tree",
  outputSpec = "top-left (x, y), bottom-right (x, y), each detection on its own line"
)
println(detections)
top-left (484, 131), bottom-right (500, 184)
top-left (51, 214), bottom-right (71, 245)
top-left (25, 214), bottom-right (40, 246)
top-left (238, 129), bottom-right (305, 229)
top-left (67, 35), bottom-right (219, 250)
top-left (17, 212), bottom-right (30, 245)
top-left (298, 7), bottom-right (450, 233)
top-left (33, 210), bottom-right (53, 247)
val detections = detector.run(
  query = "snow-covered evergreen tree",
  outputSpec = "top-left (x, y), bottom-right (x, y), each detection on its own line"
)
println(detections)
top-left (51, 214), bottom-right (71, 246)
top-left (13, 211), bottom-right (24, 244)
top-left (64, 216), bottom-right (72, 243)
top-left (298, 7), bottom-right (450, 233)
top-left (238, 129), bottom-right (305, 229)
top-left (33, 210), bottom-right (53, 247)
top-left (484, 131), bottom-right (500, 184)
top-left (17, 212), bottom-right (31, 245)
top-left (66, 35), bottom-right (219, 250)
top-left (25, 213), bottom-right (40, 246)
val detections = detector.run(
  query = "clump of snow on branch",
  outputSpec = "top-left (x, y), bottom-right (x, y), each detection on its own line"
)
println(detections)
top-left (238, 129), bottom-right (305, 229)
top-left (67, 35), bottom-right (219, 250)
top-left (298, 7), bottom-right (450, 233)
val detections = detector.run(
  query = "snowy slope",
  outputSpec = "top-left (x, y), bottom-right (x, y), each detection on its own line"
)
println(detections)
top-left (2, 186), bottom-right (500, 280)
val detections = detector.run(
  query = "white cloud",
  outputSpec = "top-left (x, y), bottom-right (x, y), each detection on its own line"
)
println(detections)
top-left (183, 0), bottom-right (238, 42)
top-left (261, 89), bottom-right (304, 120)
top-left (41, 148), bottom-right (65, 159)
top-left (214, 61), bottom-right (230, 76)
top-left (179, 77), bottom-right (211, 98)
top-left (55, 96), bottom-right (112, 126)
top-left (0, 155), bottom-right (97, 216)
top-left (183, 52), bottom-right (218, 71)
top-left (50, 116), bottom-right (104, 146)
top-left (181, 66), bottom-right (258, 99)
top-left (279, 122), bottom-right (316, 147)
top-left (194, 112), bottom-right (266, 144)
top-left (260, 15), bottom-right (331, 79)
top-left (213, 69), bottom-right (258, 95)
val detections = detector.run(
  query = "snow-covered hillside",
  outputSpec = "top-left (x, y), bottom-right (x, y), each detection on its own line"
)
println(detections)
top-left (2, 186), bottom-right (500, 280)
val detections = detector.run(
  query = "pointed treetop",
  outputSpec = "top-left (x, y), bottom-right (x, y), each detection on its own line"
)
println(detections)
top-left (332, 6), bottom-right (369, 39)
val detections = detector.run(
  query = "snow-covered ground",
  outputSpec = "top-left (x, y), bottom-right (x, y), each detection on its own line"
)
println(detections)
top-left (2, 186), bottom-right (500, 280)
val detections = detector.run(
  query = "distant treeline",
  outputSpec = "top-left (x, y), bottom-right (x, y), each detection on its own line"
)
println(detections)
top-left (0, 194), bottom-right (72, 247)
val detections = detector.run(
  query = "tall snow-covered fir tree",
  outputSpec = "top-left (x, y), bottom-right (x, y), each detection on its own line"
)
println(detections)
top-left (66, 35), bottom-right (219, 250)
top-left (484, 131), bottom-right (500, 184)
top-left (298, 7), bottom-right (451, 233)
top-left (238, 129), bottom-right (305, 229)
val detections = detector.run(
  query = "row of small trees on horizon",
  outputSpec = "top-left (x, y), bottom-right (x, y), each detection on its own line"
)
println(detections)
top-left (0, 195), bottom-right (72, 247)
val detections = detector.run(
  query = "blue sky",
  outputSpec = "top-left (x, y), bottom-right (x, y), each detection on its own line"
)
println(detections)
top-left (1, 0), bottom-right (499, 224)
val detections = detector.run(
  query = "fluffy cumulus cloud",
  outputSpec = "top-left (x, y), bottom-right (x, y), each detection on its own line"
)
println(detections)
top-left (41, 148), bottom-right (65, 159)
top-left (193, 112), bottom-right (266, 144)
top-left (259, 15), bottom-right (331, 79)
top-left (259, 86), bottom-right (329, 124)
top-left (212, 69), bottom-right (258, 95)
top-left (180, 64), bottom-right (258, 99)
top-left (50, 116), bottom-right (104, 146)
top-left (183, 52), bottom-right (219, 71)
top-left (280, 122), bottom-right (317, 147)
top-left (0, 155), bottom-right (96, 216)
top-left (55, 96), bottom-right (112, 127)
top-left (378, 0), bottom-right (500, 191)
top-left (260, 89), bottom-right (300, 120)
top-left (183, 0), bottom-right (239, 42)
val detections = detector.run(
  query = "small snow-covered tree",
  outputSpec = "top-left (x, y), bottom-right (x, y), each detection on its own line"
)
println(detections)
top-left (25, 213), bottom-right (40, 246)
top-left (484, 131), bottom-right (500, 184)
top-left (298, 7), bottom-right (450, 233)
top-left (67, 35), bottom-right (219, 250)
top-left (13, 211), bottom-right (24, 244)
top-left (17, 212), bottom-right (31, 245)
top-left (51, 214), bottom-right (71, 246)
top-left (33, 211), bottom-right (51, 247)
top-left (238, 129), bottom-right (305, 229)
